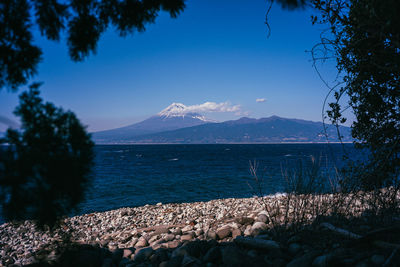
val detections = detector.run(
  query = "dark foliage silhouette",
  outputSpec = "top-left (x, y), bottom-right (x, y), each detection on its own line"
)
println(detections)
top-left (0, 83), bottom-right (94, 227)
top-left (275, 0), bottom-right (307, 9)
top-left (310, 0), bottom-right (400, 191)
top-left (0, 0), bottom-right (185, 91)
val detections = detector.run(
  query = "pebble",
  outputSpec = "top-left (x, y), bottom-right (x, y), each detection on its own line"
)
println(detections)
top-left (216, 226), bottom-right (231, 239)
top-left (234, 236), bottom-right (280, 250)
top-left (181, 234), bottom-right (194, 241)
top-left (250, 221), bottom-right (268, 236)
top-left (0, 194), bottom-right (387, 266)
top-left (288, 243), bottom-right (302, 255)
top-left (370, 254), bottom-right (385, 265)
top-left (135, 237), bottom-right (148, 248)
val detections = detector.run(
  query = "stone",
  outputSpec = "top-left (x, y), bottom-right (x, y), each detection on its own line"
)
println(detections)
top-left (287, 251), bottom-right (320, 267)
top-left (247, 249), bottom-right (258, 258)
top-left (172, 246), bottom-right (188, 258)
top-left (287, 235), bottom-right (301, 244)
top-left (112, 249), bottom-right (124, 264)
top-left (135, 237), bottom-right (149, 248)
top-left (118, 258), bottom-right (130, 267)
top-left (184, 240), bottom-right (210, 258)
top-left (2, 256), bottom-right (15, 265)
top-left (370, 254), bottom-right (385, 265)
top-left (255, 214), bottom-right (269, 224)
top-left (312, 255), bottom-right (330, 267)
top-left (153, 226), bottom-right (170, 236)
top-left (151, 238), bottom-right (166, 247)
top-left (133, 247), bottom-right (153, 263)
top-left (181, 255), bottom-right (198, 267)
top-left (128, 238), bottom-right (138, 247)
top-left (101, 258), bottom-right (114, 267)
top-left (232, 228), bottom-right (241, 239)
top-left (182, 225), bottom-right (193, 232)
top-left (164, 234), bottom-right (175, 242)
top-left (207, 231), bottom-right (217, 240)
top-left (244, 225), bottom-right (252, 236)
top-left (181, 233), bottom-right (194, 241)
top-left (254, 234), bottom-right (270, 240)
top-left (123, 249), bottom-right (134, 258)
top-left (195, 229), bottom-right (204, 237)
top-left (167, 255), bottom-right (184, 267)
top-left (152, 249), bottom-right (169, 263)
top-left (288, 243), bottom-right (302, 255)
top-left (149, 235), bottom-right (159, 244)
top-left (235, 217), bottom-right (255, 225)
top-left (234, 236), bottom-right (280, 250)
top-left (272, 258), bottom-right (286, 267)
top-left (216, 213), bottom-right (224, 220)
top-left (203, 247), bottom-right (221, 263)
top-left (100, 240), bottom-right (109, 247)
top-left (167, 240), bottom-right (181, 249)
top-left (149, 254), bottom-right (159, 264)
top-left (172, 228), bottom-right (182, 235)
top-left (152, 243), bottom-right (162, 250)
top-left (216, 226), bottom-right (231, 240)
top-left (108, 244), bottom-right (118, 251)
top-left (355, 261), bottom-right (369, 267)
top-left (221, 245), bottom-right (248, 267)
top-left (250, 222), bottom-right (268, 236)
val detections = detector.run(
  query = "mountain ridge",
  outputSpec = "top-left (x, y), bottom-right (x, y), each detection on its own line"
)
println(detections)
top-left (92, 103), bottom-right (215, 143)
top-left (93, 114), bottom-right (352, 144)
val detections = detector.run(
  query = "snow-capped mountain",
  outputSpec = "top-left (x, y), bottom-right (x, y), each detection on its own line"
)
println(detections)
top-left (92, 103), bottom-right (215, 143)
top-left (158, 103), bottom-right (215, 122)
top-left (119, 115), bottom-right (353, 144)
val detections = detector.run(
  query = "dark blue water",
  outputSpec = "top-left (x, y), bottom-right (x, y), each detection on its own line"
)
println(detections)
top-left (77, 144), bottom-right (359, 215)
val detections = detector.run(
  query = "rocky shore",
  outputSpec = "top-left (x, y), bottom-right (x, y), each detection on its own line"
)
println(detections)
top-left (0, 195), bottom-right (398, 266)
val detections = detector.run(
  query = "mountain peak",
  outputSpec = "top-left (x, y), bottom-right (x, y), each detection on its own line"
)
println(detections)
top-left (158, 103), bottom-right (187, 117)
top-left (158, 103), bottom-right (215, 122)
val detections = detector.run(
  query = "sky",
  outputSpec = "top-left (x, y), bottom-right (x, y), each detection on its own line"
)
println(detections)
top-left (0, 0), bottom-right (345, 132)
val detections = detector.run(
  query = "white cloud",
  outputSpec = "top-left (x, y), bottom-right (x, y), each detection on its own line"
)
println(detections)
top-left (235, 110), bottom-right (250, 116)
top-left (256, 98), bottom-right (266, 103)
top-left (185, 102), bottom-right (241, 113)
top-left (159, 102), bottom-right (243, 118)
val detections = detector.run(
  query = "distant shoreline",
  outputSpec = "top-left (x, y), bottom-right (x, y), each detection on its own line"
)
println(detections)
top-left (94, 142), bottom-right (354, 145)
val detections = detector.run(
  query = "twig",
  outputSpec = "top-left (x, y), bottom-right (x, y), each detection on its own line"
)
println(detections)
top-left (320, 222), bottom-right (361, 239)
top-left (383, 248), bottom-right (398, 267)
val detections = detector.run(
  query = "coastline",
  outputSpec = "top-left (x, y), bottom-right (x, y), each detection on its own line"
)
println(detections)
top-left (1, 196), bottom-right (268, 265)
top-left (0, 193), bottom-right (394, 266)
top-left (94, 142), bottom-right (354, 145)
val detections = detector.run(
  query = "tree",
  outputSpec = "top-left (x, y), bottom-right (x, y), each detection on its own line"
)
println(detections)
top-left (0, 0), bottom-right (185, 227)
top-left (309, 0), bottom-right (400, 190)
top-left (0, 83), bottom-right (94, 227)
top-left (0, 0), bottom-right (185, 91)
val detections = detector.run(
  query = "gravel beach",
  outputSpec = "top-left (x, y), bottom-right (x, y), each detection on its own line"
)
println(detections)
top-left (0, 193), bottom-right (397, 266)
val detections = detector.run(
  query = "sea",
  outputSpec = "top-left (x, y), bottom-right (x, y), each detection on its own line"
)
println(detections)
top-left (76, 143), bottom-right (361, 216)
top-left (0, 143), bottom-right (364, 223)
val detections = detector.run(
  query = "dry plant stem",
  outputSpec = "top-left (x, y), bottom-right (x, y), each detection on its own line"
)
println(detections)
top-left (383, 248), bottom-right (398, 267)
top-left (321, 222), bottom-right (361, 239)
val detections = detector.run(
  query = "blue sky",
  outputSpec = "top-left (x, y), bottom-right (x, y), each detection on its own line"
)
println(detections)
top-left (0, 0), bottom-right (343, 132)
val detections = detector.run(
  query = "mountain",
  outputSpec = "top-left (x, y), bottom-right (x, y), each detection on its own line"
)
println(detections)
top-left (120, 115), bottom-right (353, 144)
top-left (92, 103), bottom-right (215, 143)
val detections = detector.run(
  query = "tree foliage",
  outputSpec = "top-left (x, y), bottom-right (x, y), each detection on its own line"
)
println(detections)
top-left (0, 0), bottom-right (185, 91)
top-left (311, 0), bottom-right (400, 189)
top-left (0, 84), bottom-right (94, 227)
